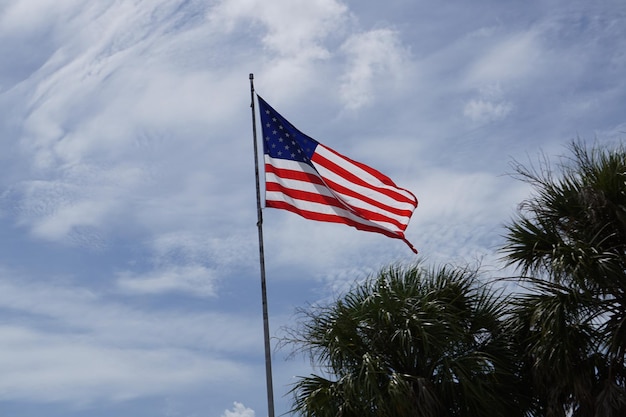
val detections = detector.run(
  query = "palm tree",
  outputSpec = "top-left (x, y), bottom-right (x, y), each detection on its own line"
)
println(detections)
top-left (284, 263), bottom-right (529, 417)
top-left (501, 140), bottom-right (626, 416)
top-left (503, 278), bottom-right (604, 417)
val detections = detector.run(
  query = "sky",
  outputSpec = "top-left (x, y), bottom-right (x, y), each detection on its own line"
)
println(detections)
top-left (0, 0), bottom-right (625, 416)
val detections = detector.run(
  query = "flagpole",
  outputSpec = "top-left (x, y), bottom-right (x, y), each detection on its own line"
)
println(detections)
top-left (249, 73), bottom-right (275, 417)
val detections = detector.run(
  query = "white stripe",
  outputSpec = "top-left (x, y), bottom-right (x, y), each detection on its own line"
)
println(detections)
top-left (265, 191), bottom-right (403, 233)
top-left (267, 173), bottom-right (411, 226)
top-left (266, 172), bottom-right (335, 199)
top-left (264, 155), bottom-right (413, 230)
top-left (266, 156), bottom-right (412, 225)
top-left (315, 145), bottom-right (416, 202)
top-left (313, 147), bottom-right (416, 213)
top-left (313, 162), bottom-right (417, 214)
top-left (265, 155), bottom-right (317, 175)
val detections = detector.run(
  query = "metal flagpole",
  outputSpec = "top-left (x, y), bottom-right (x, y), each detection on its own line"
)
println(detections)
top-left (249, 73), bottom-right (275, 417)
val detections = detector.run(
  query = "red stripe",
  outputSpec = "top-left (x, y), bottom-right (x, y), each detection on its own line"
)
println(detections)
top-left (343, 204), bottom-right (407, 231)
top-left (315, 145), bottom-right (417, 205)
top-left (265, 200), bottom-right (407, 241)
top-left (322, 176), bottom-right (415, 220)
top-left (267, 180), bottom-right (406, 231)
top-left (320, 145), bottom-right (396, 185)
top-left (266, 160), bottom-right (412, 230)
top-left (312, 151), bottom-right (417, 206)
top-left (265, 182), bottom-right (345, 208)
top-left (316, 178), bottom-right (409, 230)
top-left (265, 163), bottom-right (324, 185)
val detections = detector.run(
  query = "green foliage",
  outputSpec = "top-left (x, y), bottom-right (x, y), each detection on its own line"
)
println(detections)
top-left (502, 140), bottom-right (626, 417)
top-left (503, 141), bottom-right (626, 291)
top-left (286, 263), bottom-right (529, 417)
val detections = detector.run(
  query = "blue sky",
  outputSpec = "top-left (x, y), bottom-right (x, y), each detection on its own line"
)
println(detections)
top-left (1, 0), bottom-right (625, 416)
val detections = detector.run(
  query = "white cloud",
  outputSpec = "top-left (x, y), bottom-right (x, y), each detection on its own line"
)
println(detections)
top-left (0, 0), bottom-right (84, 35)
top-left (0, 272), bottom-right (262, 404)
top-left (404, 168), bottom-right (532, 266)
top-left (0, 325), bottom-right (246, 404)
top-left (462, 83), bottom-right (513, 123)
top-left (463, 98), bottom-right (512, 123)
top-left (222, 402), bottom-right (255, 417)
top-left (11, 162), bottom-right (150, 244)
top-left (116, 265), bottom-right (217, 297)
top-left (209, 0), bottom-right (348, 58)
top-left (147, 232), bottom-right (258, 280)
top-left (207, 0), bottom-right (353, 97)
top-left (466, 29), bottom-right (544, 84)
top-left (339, 28), bottom-right (411, 109)
top-left (0, 273), bottom-right (261, 351)
top-left (19, 183), bottom-right (119, 241)
top-left (9, 56), bottom-right (246, 246)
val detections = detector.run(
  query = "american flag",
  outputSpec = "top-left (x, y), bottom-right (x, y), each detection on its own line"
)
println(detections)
top-left (257, 95), bottom-right (418, 253)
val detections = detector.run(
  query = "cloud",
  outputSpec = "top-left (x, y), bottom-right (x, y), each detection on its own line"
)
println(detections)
top-left (339, 28), bottom-right (412, 109)
top-left (0, 0), bottom-right (83, 35)
top-left (0, 272), bottom-right (262, 350)
top-left (0, 271), bottom-right (262, 404)
top-left (13, 178), bottom-right (123, 241)
top-left (116, 264), bottom-right (218, 297)
top-left (207, 0), bottom-right (353, 98)
top-left (465, 29), bottom-right (544, 85)
top-left (0, 325), bottom-right (246, 404)
top-left (406, 168), bottom-right (532, 267)
top-left (208, 0), bottom-right (348, 58)
top-left (222, 402), bottom-right (255, 417)
top-left (463, 99), bottom-right (512, 123)
top-left (463, 84), bottom-right (513, 123)
top-left (7, 79), bottom-right (245, 249)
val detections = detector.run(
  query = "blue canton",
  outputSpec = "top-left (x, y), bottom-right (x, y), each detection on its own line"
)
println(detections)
top-left (257, 96), bottom-right (318, 164)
